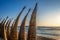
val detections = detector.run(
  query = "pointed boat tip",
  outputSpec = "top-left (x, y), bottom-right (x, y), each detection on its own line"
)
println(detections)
top-left (6, 16), bottom-right (9, 19)
top-left (26, 8), bottom-right (31, 16)
top-left (36, 2), bottom-right (37, 6)
top-left (29, 8), bottom-right (31, 11)
top-left (23, 6), bottom-right (26, 9)
top-left (9, 18), bottom-right (13, 21)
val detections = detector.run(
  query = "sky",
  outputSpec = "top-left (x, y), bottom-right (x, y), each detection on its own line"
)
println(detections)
top-left (0, 0), bottom-right (60, 27)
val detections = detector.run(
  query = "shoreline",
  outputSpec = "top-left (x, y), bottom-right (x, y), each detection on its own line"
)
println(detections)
top-left (37, 36), bottom-right (56, 40)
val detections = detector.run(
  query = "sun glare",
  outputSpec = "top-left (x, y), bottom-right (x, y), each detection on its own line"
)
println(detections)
top-left (56, 16), bottom-right (60, 23)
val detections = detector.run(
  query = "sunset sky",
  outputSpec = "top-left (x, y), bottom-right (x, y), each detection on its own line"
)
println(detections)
top-left (0, 0), bottom-right (60, 26)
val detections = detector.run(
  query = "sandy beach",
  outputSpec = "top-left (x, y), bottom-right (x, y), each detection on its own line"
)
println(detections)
top-left (0, 36), bottom-right (56, 40)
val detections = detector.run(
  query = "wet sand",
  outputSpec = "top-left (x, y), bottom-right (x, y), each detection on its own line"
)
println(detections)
top-left (37, 36), bottom-right (56, 40)
top-left (0, 36), bottom-right (57, 40)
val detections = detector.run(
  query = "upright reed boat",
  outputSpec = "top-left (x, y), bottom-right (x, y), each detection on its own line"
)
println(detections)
top-left (10, 6), bottom-right (26, 40)
top-left (18, 8), bottom-right (31, 40)
top-left (27, 3), bottom-right (37, 40)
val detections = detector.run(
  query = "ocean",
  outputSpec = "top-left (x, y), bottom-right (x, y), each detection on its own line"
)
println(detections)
top-left (18, 26), bottom-right (60, 39)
